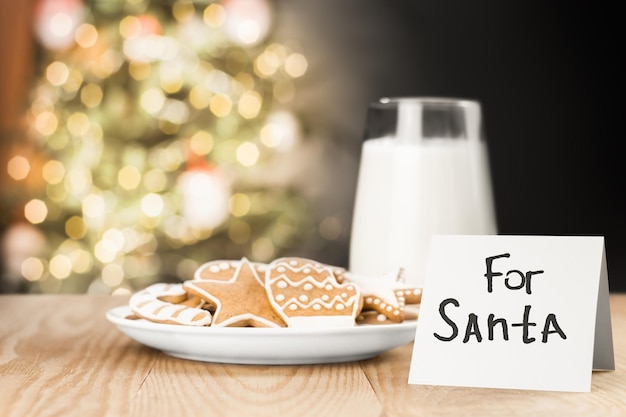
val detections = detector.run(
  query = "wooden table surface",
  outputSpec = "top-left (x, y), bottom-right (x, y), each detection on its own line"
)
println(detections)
top-left (1, 294), bottom-right (624, 417)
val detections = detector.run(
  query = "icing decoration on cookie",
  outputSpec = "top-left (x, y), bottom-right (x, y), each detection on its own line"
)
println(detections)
top-left (129, 283), bottom-right (212, 326)
top-left (344, 268), bottom-right (422, 323)
top-left (398, 286), bottom-right (422, 305)
top-left (326, 265), bottom-right (348, 284)
top-left (265, 257), bottom-right (361, 327)
top-left (184, 257), bottom-right (286, 328)
top-left (196, 259), bottom-right (269, 282)
top-left (393, 268), bottom-right (423, 305)
top-left (356, 310), bottom-right (395, 325)
top-left (356, 305), bottom-right (419, 325)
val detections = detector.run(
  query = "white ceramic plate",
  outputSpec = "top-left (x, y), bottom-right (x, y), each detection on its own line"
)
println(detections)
top-left (106, 306), bottom-right (417, 365)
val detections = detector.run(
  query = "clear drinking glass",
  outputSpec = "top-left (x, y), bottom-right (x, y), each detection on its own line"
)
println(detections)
top-left (349, 97), bottom-right (497, 287)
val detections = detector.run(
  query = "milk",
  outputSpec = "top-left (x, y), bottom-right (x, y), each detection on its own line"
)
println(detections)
top-left (349, 137), bottom-right (496, 287)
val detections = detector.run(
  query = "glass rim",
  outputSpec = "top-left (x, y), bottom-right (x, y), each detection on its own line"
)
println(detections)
top-left (372, 96), bottom-right (480, 109)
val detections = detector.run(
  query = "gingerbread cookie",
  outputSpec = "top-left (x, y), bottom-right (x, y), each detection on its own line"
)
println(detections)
top-left (184, 257), bottom-right (286, 328)
top-left (356, 305), bottom-right (419, 325)
top-left (393, 268), bottom-right (423, 304)
top-left (265, 257), bottom-right (361, 327)
top-left (404, 306), bottom-right (420, 321)
top-left (356, 310), bottom-right (394, 325)
top-left (195, 259), bottom-right (269, 283)
top-left (344, 268), bottom-right (422, 323)
top-left (129, 283), bottom-right (212, 326)
top-left (327, 265), bottom-right (348, 284)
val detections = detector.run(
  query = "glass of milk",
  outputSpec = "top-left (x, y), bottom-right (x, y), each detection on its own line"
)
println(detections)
top-left (349, 97), bottom-right (497, 287)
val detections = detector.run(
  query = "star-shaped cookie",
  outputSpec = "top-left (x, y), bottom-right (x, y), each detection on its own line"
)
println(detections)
top-left (183, 257), bottom-right (286, 328)
top-left (345, 268), bottom-right (422, 323)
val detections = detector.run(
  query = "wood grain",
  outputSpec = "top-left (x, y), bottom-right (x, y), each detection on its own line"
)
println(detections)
top-left (0, 295), bottom-right (158, 417)
top-left (0, 294), bottom-right (624, 417)
top-left (0, 295), bottom-right (383, 417)
top-left (126, 357), bottom-right (383, 417)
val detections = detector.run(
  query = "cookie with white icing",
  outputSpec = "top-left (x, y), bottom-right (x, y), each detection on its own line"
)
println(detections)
top-left (265, 257), bottom-right (361, 327)
top-left (356, 310), bottom-right (395, 325)
top-left (129, 283), bottom-right (212, 326)
top-left (344, 268), bottom-right (422, 323)
top-left (393, 268), bottom-right (423, 304)
top-left (356, 305), bottom-right (419, 325)
top-left (195, 259), bottom-right (268, 281)
top-left (326, 264), bottom-right (348, 284)
top-left (184, 257), bottom-right (286, 328)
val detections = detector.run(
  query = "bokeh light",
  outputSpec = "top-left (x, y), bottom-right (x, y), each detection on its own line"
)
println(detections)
top-left (118, 166), bottom-right (142, 190)
top-left (24, 200), bottom-right (48, 224)
top-left (203, 4), bottom-right (226, 28)
top-left (141, 193), bottom-right (164, 217)
top-left (74, 23), bottom-right (98, 48)
top-left (210, 94), bottom-right (232, 117)
top-left (49, 254), bottom-right (72, 279)
top-left (34, 110), bottom-right (59, 136)
top-left (80, 83), bottom-right (103, 108)
top-left (7, 156), bottom-right (31, 181)
top-left (189, 131), bottom-right (214, 155)
top-left (21, 257), bottom-right (45, 282)
top-left (46, 61), bottom-right (70, 86)
top-left (229, 193), bottom-right (251, 217)
top-left (285, 53), bottom-right (308, 77)
top-left (236, 142), bottom-right (259, 166)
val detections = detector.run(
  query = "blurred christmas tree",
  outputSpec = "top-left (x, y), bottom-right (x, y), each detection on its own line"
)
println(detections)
top-left (2, 0), bottom-right (318, 294)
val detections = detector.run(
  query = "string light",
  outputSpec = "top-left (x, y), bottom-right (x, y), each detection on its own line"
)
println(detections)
top-left (172, 2), bottom-right (195, 23)
top-left (34, 110), bottom-right (58, 136)
top-left (67, 112), bottom-right (90, 136)
top-left (46, 61), bottom-right (70, 86)
top-left (237, 90), bottom-right (262, 119)
top-left (82, 194), bottom-right (106, 218)
top-left (236, 142), bottom-right (260, 166)
top-left (229, 193), bottom-right (251, 217)
top-left (49, 254), bottom-right (72, 279)
top-left (209, 94), bottom-right (232, 117)
top-left (102, 263), bottom-right (125, 287)
top-left (128, 61), bottom-right (151, 80)
top-left (24, 199), bottom-right (48, 224)
top-left (7, 156), bottom-right (31, 181)
top-left (118, 166), bottom-right (142, 190)
top-left (74, 23), bottom-right (98, 48)
top-left (21, 257), bottom-right (45, 282)
top-left (80, 84), bottom-right (103, 108)
top-left (140, 88), bottom-right (165, 114)
top-left (203, 4), bottom-right (226, 28)
top-left (65, 216), bottom-right (87, 239)
top-left (189, 84), bottom-right (212, 109)
top-left (284, 53), bottom-right (308, 78)
top-left (69, 248), bottom-right (92, 273)
top-left (189, 131), bottom-right (214, 155)
top-left (141, 193), bottom-right (164, 217)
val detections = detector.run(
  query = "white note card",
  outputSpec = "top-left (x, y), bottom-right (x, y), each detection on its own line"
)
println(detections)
top-left (408, 235), bottom-right (614, 393)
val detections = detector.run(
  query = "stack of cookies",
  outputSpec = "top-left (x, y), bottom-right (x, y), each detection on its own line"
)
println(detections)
top-left (127, 257), bottom-right (422, 328)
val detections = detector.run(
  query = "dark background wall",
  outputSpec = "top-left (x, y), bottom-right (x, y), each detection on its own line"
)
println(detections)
top-left (278, 1), bottom-right (625, 291)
